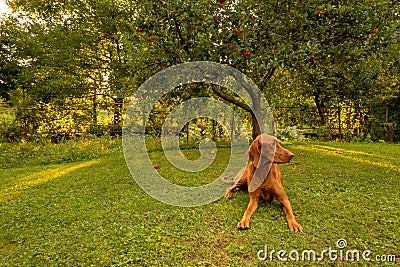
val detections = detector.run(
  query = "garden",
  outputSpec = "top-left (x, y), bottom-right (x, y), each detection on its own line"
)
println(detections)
top-left (0, 0), bottom-right (399, 266)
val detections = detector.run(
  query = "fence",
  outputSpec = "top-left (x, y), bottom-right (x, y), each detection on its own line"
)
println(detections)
top-left (273, 105), bottom-right (398, 142)
top-left (1, 98), bottom-right (398, 142)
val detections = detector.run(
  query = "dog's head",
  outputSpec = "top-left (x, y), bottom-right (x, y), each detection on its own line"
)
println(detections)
top-left (247, 134), bottom-right (294, 166)
top-left (272, 139), bottom-right (295, 164)
top-left (247, 134), bottom-right (294, 192)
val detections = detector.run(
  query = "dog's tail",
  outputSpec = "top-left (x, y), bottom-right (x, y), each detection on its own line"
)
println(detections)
top-left (221, 175), bottom-right (234, 184)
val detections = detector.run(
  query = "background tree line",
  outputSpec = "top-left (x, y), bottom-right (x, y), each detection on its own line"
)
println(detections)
top-left (0, 0), bottom-right (399, 142)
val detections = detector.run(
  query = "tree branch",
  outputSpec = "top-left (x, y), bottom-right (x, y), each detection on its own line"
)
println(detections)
top-left (259, 65), bottom-right (276, 91)
top-left (211, 84), bottom-right (253, 114)
top-left (172, 16), bottom-right (185, 46)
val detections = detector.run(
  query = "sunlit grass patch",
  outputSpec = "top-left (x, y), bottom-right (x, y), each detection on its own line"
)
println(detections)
top-left (292, 143), bottom-right (400, 172)
top-left (0, 159), bottom-right (100, 201)
top-left (0, 136), bottom-right (121, 168)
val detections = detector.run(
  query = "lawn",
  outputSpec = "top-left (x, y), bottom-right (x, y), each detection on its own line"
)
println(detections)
top-left (0, 137), bottom-right (399, 266)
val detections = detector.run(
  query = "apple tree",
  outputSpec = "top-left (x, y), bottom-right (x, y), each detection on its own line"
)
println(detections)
top-left (129, 0), bottom-right (399, 138)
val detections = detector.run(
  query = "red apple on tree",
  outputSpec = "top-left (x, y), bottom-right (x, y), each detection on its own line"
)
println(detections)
top-left (234, 27), bottom-right (243, 35)
top-left (136, 27), bottom-right (144, 32)
top-left (228, 43), bottom-right (234, 50)
top-left (243, 51), bottom-right (251, 59)
top-left (310, 54), bottom-right (315, 60)
top-left (218, 0), bottom-right (226, 7)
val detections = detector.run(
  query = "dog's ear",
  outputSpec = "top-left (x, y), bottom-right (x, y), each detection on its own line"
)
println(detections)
top-left (249, 135), bottom-right (276, 192)
top-left (247, 137), bottom-right (261, 168)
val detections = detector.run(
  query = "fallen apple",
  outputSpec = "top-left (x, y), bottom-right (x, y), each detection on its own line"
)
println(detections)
top-left (243, 51), bottom-right (251, 59)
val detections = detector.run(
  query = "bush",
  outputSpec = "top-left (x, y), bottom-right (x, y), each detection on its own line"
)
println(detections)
top-left (0, 98), bottom-right (16, 141)
top-left (276, 126), bottom-right (305, 141)
top-left (351, 133), bottom-right (373, 144)
top-left (0, 135), bottom-right (122, 168)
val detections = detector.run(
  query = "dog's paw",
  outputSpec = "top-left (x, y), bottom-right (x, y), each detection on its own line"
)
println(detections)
top-left (237, 220), bottom-right (250, 230)
top-left (288, 221), bottom-right (303, 233)
top-left (224, 191), bottom-right (233, 199)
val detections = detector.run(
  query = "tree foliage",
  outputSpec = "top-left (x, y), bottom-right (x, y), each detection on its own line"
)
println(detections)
top-left (1, 0), bottom-right (399, 141)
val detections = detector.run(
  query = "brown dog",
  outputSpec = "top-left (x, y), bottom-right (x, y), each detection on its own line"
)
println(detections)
top-left (225, 134), bottom-right (303, 232)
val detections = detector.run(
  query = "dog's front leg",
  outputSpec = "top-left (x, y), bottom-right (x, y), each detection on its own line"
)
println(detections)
top-left (237, 194), bottom-right (259, 230)
top-left (273, 186), bottom-right (303, 233)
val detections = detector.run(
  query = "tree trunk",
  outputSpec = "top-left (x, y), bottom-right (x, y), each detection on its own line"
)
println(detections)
top-left (93, 80), bottom-right (98, 126)
top-left (337, 106), bottom-right (342, 140)
top-left (313, 91), bottom-right (327, 126)
top-left (113, 97), bottom-right (124, 125)
top-left (251, 115), bottom-right (261, 139)
top-left (211, 66), bottom-right (276, 140)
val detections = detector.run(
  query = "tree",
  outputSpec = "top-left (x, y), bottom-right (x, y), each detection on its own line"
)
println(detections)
top-left (2, 0), bottom-right (399, 140)
top-left (3, 0), bottom-right (143, 138)
top-left (130, 0), bottom-right (399, 137)
top-left (0, 16), bottom-right (22, 100)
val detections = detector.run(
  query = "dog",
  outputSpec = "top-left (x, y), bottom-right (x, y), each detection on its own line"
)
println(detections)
top-left (225, 134), bottom-right (303, 232)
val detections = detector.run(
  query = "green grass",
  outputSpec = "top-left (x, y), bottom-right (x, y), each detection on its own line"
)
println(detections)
top-left (0, 138), bottom-right (399, 266)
